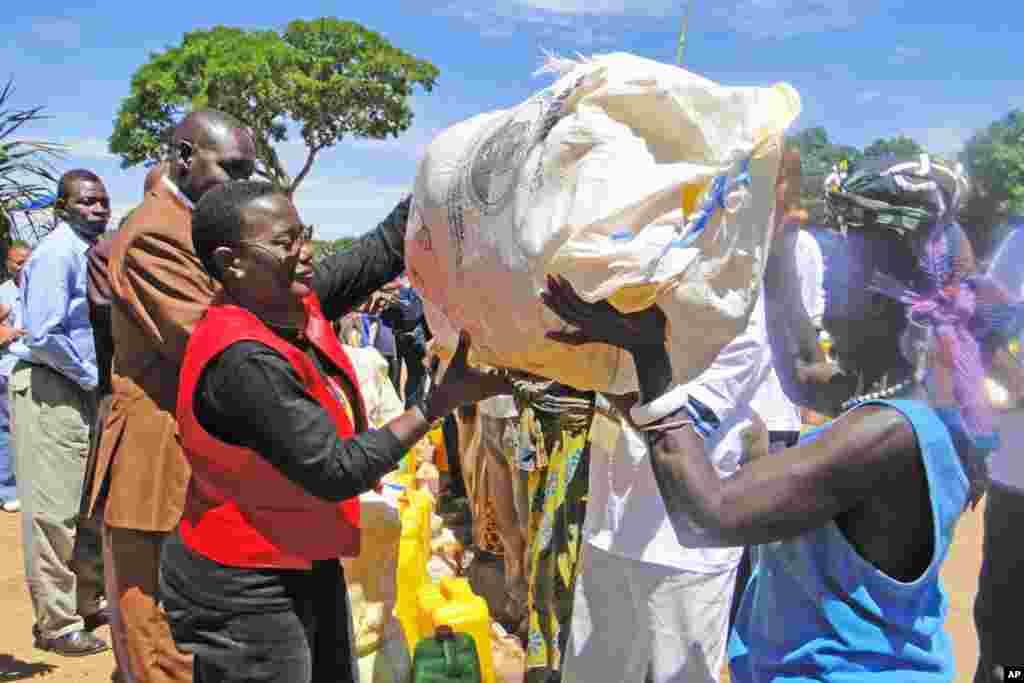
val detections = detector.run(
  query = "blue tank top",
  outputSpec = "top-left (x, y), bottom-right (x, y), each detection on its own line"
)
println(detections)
top-left (728, 400), bottom-right (969, 682)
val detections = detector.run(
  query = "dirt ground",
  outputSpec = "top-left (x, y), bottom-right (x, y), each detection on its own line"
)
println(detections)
top-left (0, 503), bottom-right (986, 682)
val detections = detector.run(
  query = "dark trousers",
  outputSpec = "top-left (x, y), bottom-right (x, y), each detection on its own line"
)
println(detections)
top-left (384, 355), bottom-right (401, 396)
top-left (163, 536), bottom-right (356, 683)
top-left (0, 375), bottom-right (15, 502)
top-left (974, 482), bottom-right (1024, 683)
top-left (443, 413), bottom-right (468, 498)
top-left (396, 334), bottom-right (427, 409)
top-left (192, 608), bottom-right (314, 683)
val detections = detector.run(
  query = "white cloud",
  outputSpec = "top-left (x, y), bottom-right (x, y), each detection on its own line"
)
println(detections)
top-left (64, 137), bottom-right (115, 161)
top-left (856, 90), bottom-right (882, 104)
top-left (889, 45), bottom-right (924, 65)
top-left (342, 127), bottom-right (438, 163)
top-left (29, 18), bottom-right (82, 49)
top-left (919, 126), bottom-right (972, 159)
top-left (710, 0), bottom-right (870, 39)
top-left (456, 0), bottom-right (876, 40)
top-left (444, 1), bottom-right (653, 46)
top-left (901, 125), bottom-right (972, 159)
top-left (480, 26), bottom-right (518, 39)
top-left (513, 0), bottom-right (673, 14)
top-left (292, 177), bottom-right (413, 240)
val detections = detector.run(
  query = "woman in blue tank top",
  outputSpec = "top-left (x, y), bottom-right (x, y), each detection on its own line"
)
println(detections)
top-left (540, 150), bottom-right (1021, 682)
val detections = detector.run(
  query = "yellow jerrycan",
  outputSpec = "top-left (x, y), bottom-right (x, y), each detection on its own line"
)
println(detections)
top-left (433, 578), bottom-right (495, 683)
top-left (395, 491), bottom-right (429, 653)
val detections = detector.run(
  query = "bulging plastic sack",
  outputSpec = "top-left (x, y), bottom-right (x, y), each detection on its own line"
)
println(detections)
top-left (407, 52), bottom-right (801, 393)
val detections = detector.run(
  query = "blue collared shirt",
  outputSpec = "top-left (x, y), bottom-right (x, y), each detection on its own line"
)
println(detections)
top-left (9, 223), bottom-right (97, 390)
top-left (0, 279), bottom-right (22, 378)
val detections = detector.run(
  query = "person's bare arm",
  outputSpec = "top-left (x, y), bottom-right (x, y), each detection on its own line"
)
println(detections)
top-left (542, 274), bottom-right (919, 548)
top-left (0, 301), bottom-right (22, 347)
top-left (0, 323), bottom-right (24, 348)
top-left (636, 344), bottom-right (918, 546)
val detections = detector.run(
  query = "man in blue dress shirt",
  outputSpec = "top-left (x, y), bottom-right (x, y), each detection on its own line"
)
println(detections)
top-left (8, 169), bottom-right (110, 656)
top-left (0, 242), bottom-right (30, 512)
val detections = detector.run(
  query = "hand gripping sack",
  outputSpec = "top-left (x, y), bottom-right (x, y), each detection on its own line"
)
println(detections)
top-left (407, 53), bottom-right (801, 393)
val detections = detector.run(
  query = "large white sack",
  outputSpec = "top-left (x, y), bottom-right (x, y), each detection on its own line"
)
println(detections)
top-left (406, 52), bottom-right (801, 394)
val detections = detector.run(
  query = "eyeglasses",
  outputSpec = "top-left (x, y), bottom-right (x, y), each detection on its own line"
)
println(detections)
top-left (235, 224), bottom-right (314, 257)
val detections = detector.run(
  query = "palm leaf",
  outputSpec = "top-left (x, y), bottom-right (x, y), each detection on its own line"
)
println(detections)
top-left (0, 78), bottom-right (65, 243)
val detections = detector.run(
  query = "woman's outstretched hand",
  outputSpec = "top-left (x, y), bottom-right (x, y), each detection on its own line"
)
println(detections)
top-left (426, 332), bottom-right (513, 420)
top-left (541, 276), bottom-right (667, 353)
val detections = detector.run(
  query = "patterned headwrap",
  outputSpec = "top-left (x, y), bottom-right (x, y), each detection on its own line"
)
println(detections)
top-left (824, 158), bottom-right (1024, 504)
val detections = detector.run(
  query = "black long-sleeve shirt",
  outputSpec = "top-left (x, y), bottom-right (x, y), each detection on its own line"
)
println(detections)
top-left (86, 237), bottom-right (115, 398)
top-left (312, 196), bottom-right (408, 322)
top-left (193, 196), bottom-right (411, 501)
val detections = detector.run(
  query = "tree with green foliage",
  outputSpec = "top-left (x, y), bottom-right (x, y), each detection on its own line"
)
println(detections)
top-left (960, 110), bottom-right (1024, 255)
top-left (787, 127), bottom-right (863, 171)
top-left (311, 236), bottom-right (357, 263)
top-left (862, 135), bottom-right (924, 159)
top-left (962, 110), bottom-right (1024, 215)
top-left (110, 18), bottom-right (439, 196)
top-left (786, 127), bottom-right (864, 221)
top-left (0, 79), bottom-right (64, 249)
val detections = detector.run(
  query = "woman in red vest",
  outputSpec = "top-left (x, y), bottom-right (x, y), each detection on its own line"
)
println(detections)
top-left (160, 181), bottom-right (509, 683)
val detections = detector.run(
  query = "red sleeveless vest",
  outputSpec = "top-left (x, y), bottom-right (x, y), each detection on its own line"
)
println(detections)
top-left (177, 294), bottom-right (365, 568)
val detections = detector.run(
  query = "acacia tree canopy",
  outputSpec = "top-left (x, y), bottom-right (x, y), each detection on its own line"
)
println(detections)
top-left (862, 134), bottom-right (924, 159)
top-left (959, 110), bottom-right (1024, 254)
top-left (109, 18), bottom-right (439, 195)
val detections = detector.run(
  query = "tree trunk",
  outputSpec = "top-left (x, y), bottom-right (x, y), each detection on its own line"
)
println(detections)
top-left (255, 137), bottom-right (292, 191)
top-left (287, 146), bottom-right (321, 198)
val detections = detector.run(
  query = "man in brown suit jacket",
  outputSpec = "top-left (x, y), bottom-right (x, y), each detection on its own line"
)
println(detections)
top-left (85, 111), bottom-right (257, 682)
top-left (77, 160), bottom-right (171, 683)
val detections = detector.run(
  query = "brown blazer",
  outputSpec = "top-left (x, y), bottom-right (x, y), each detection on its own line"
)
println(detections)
top-left (86, 181), bottom-right (217, 531)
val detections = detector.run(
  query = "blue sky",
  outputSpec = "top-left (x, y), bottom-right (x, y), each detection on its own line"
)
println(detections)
top-left (5, 0), bottom-right (1023, 239)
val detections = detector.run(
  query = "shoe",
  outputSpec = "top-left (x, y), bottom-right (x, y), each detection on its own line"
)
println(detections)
top-left (1, 499), bottom-right (20, 512)
top-left (83, 606), bottom-right (111, 631)
top-left (35, 629), bottom-right (109, 657)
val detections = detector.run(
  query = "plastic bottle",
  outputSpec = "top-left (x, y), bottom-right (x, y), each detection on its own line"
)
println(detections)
top-left (428, 426), bottom-right (449, 472)
top-left (417, 461), bottom-right (441, 499)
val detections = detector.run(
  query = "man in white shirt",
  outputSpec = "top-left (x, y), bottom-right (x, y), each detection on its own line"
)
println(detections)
top-left (561, 300), bottom-right (775, 683)
top-left (795, 227), bottom-right (826, 329)
top-left (724, 221), bottom-right (825, 628)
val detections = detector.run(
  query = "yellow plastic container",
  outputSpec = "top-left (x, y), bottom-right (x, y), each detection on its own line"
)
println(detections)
top-left (406, 488), bottom-right (434, 560)
top-left (394, 497), bottom-right (428, 652)
top-left (432, 589), bottom-right (495, 683)
top-left (392, 472), bottom-right (415, 493)
top-left (416, 583), bottom-right (447, 639)
top-left (439, 576), bottom-right (473, 601)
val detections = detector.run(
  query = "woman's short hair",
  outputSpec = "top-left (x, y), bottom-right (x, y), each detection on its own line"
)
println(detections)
top-left (192, 180), bottom-right (281, 280)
